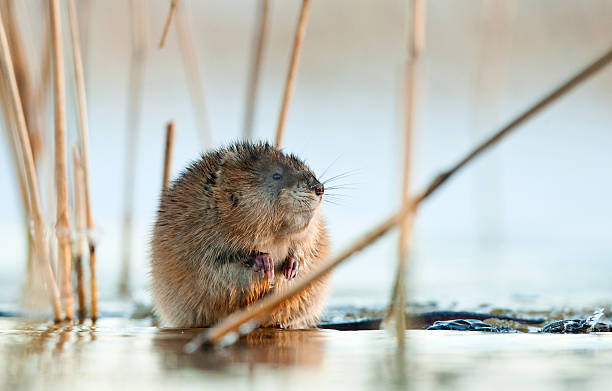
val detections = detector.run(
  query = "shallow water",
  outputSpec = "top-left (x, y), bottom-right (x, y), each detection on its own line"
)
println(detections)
top-left (2, 318), bottom-right (612, 390)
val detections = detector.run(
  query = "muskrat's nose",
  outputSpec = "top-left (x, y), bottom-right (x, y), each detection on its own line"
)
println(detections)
top-left (313, 183), bottom-right (324, 196)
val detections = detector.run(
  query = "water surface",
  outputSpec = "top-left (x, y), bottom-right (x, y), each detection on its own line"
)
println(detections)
top-left (2, 318), bottom-right (612, 390)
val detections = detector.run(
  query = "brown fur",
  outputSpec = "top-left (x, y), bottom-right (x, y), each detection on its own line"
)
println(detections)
top-left (151, 142), bottom-right (330, 328)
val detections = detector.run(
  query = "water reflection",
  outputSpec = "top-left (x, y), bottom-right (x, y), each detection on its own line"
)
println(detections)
top-left (152, 328), bottom-right (326, 371)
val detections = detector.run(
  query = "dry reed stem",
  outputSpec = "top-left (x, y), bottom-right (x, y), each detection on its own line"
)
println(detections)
top-left (387, 0), bottom-right (426, 346)
top-left (4, 0), bottom-right (42, 166)
top-left (467, 1), bottom-right (515, 252)
top-left (67, 0), bottom-right (94, 230)
top-left (77, 0), bottom-right (91, 70)
top-left (0, 20), bottom-right (31, 238)
top-left (159, 0), bottom-right (180, 48)
top-left (243, 0), bottom-right (269, 140)
top-left (50, 0), bottom-right (74, 321)
top-left (176, 3), bottom-right (212, 149)
top-left (4, 0), bottom-right (47, 288)
top-left (67, 0), bottom-right (98, 320)
top-left (162, 120), bottom-right (175, 190)
top-left (191, 46), bottom-right (612, 349)
top-left (89, 241), bottom-right (98, 320)
top-left (33, 29), bottom-right (51, 131)
top-left (72, 146), bottom-right (87, 321)
top-left (0, 10), bottom-right (62, 321)
top-left (0, 90), bottom-right (29, 214)
top-left (0, 67), bottom-right (36, 299)
top-left (412, 0), bottom-right (426, 58)
top-left (119, 0), bottom-right (148, 298)
top-left (4, 1), bottom-right (30, 107)
top-left (274, 0), bottom-right (311, 148)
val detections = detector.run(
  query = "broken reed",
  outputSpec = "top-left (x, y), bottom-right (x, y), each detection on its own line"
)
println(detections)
top-left (0, 8), bottom-right (62, 321)
top-left (191, 45), bottom-right (612, 348)
top-left (72, 146), bottom-right (87, 321)
top-left (243, 0), bottom-right (270, 140)
top-left (68, 0), bottom-right (98, 321)
top-left (274, 0), bottom-right (311, 148)
top-left (159, 0), bottom-right (180, 48)
top-left (162, 120), bottom-right (175, 190)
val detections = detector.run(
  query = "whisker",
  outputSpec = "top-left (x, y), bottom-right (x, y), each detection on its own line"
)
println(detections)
top-left (318, 154), bottom-right (343, 181)
top-left (324, 184), bottom-right (358, 191)
top-left (323, 199), bottom-right (341, 206)
top-left (324, 194), bottom-right (349, 199)
top-left (320, 169), bottom-right (361, 185)
top-left (323, 175), bottom-right (359, 185)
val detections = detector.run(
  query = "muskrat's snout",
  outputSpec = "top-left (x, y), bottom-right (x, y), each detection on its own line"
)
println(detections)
top-left (311, 183), bottom-right (324, 196)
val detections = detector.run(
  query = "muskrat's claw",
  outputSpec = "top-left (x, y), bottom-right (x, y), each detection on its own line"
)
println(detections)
top-left (283, 257), bottom-right (300, 280)
top-left (253, 253), bottom-right (274, 281)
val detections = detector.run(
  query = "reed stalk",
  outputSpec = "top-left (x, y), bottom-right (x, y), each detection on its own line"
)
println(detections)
top-left (0, 9), bottom-right (62, 322)
top-left (387, 0), bottom-right (426, 347)
top-left (0, 4), bottom-right (32, 280)
top-left (4, 0), bottom-right (43, 167)
top-left (243, 0), bottom-right (269, 140)
top-left (162, 120), bottom-right (175, 190)
top-left (159, 0), bottom-right (180, 48)
top-left (33, 29), bottom-right (51, 132)
top-left (119, 0), bottom-right (148, 298)
top-left (67, 0), bottom-right (98, 321)
top-left (49, 0), bottom-right (74, 321)
top-left (72, 146), bottom-right (87, 321)
top-left (4, 1), bottom-right (50, 298)
top-left (0, 69), bottom-right (37, 304)
top-left (190, 45), bottom-right (612, 349)
top-left (274, 0), bottom-right (311, 148)
top-left (468, 1), bottom-right (515, 247)
top-left (176, 2), bottom-right (212, 149)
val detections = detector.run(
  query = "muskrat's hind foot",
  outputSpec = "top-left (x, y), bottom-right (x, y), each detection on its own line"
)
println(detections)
top-left (252, 253), bottom-right (274, 281)
top-left (283, 256), bottom-right (300, 280)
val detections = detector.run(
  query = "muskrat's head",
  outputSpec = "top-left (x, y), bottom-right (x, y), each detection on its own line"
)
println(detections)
top-left (215, 142), bottom-right (324, 237)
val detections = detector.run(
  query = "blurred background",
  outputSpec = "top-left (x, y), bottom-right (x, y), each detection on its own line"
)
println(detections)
top-left (0, 0), bottom-right (611, 313)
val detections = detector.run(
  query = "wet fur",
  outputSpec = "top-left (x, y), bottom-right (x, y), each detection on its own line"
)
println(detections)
top-left (151, 142), bottom-right (330, 328)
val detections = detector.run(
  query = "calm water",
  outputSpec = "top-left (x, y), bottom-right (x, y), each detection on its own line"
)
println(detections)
top-left (2, 317), bottom-right (612, 390)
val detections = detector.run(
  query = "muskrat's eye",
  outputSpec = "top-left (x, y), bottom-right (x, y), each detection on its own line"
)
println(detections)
top-left (272, 173), bottom-right (282, 180)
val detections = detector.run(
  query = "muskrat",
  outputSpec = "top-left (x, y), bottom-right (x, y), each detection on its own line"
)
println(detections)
top-left (151, 141), bottom-right (329, 328)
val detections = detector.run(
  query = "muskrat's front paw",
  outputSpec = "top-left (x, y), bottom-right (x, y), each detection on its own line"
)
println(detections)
top-left (283, 257), bottom-right (300, 280)
top-left (253, 253), bottom-right (274, 281)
